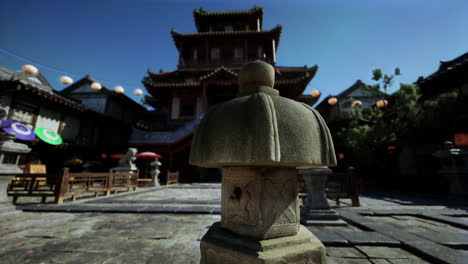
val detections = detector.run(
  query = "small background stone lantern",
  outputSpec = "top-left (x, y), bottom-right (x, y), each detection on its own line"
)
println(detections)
top-left (299, 167), bottom-right (347, 226)
top-left (190, 61), bottom-right (336, 264)
top-left (433, 141), bottom-right (468, 199)
top-left (0, 131), bottom-right (31, 203)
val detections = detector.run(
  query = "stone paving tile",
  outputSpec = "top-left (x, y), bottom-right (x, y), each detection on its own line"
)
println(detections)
top-left (327, 246), bottom-right (367, 258)
top-left (328, 257), bottom-right (373, 264)
top-left (2, 185), bottom-right (468, 263)
top-left (405, 241), bottom-right (468, 264)
top-left (411, 231), bottom-right (468, 245)
top-left (364, 223), bottom-right (429, 244)
top-left (387, 259), bottom-right (432, 264)
top-left (101, 251), bottom-right (155, 264)
top-left (422, 213), bottom-right (468, 229)
top-left (308, 230), bottom-right (349, 245)
top-left (334, 231), bottom-right (400, 245)
top-left (370, 259), bottom-right (393, 264)
top-left (139, 206), bottom-right (180, 213)
top-left (367, 214), bottom-right (467, 233)
top-left (356, 246), bottom-right (418, 259)
top-left (87, 199), bottom-right (221, 204)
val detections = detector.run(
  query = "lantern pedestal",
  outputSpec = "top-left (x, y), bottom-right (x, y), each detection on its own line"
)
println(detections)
top-left (199, 167), bottom-right (327, 263)
top-left (299, 168), bottom-right (346, 226)
top-left (200, 222), bottom-right (327, 264)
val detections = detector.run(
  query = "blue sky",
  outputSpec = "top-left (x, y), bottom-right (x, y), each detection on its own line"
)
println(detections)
top-left (1, 0), bottom-right (467, 106)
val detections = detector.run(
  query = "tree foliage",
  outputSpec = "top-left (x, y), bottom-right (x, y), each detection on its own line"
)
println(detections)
top-left (336, 68), bottom-right (460, 154)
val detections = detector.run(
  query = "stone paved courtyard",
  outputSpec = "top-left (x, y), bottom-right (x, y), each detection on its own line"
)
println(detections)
top-left (1, 184), bottom-right (467, 264)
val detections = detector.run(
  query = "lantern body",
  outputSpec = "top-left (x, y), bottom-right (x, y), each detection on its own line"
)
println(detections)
top-left (351, 100), bottom-right (362, 107)
top-left (328, 97), bottom-right (338, 105)
top-left (60, 76), bottom-right (73, 85)
top-left (310, 90), bottom-right (320, 97)
top-left (91, 82), bottom-right (102, 90)
top-left (134, 89), bottom-right (143, 95)
top-left (376, 99), bottom-right (389, 108)
top-left (22, 65), bottom-right (38, 75)
top-left (114, 86), bottom-right (124, 94)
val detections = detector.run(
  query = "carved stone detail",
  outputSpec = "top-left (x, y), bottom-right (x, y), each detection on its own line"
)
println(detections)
top-left (221, 167), bottom-right (299, 240)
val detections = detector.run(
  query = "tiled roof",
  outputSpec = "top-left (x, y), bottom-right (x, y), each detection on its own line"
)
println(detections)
top-left (0, 67), bottom-right (53, 91)
top-left (171, 25), bottom-right (282, 50)
top-left (193, 6), bottom-right (263, 17)
top-left (129, 115), bottom-right (203, 145)
top-left (60, 75), bottom-right (147, 112)
top-left (276, 65), bottom-right (318, 85)
top-left (142, 65), bottom-right (318, 96)
top-left (199, 66), bottom-right (238, 80)
top-left (420, 52), bottom-right (468, 84)
top-left (142, 79), bottom-right (200, 87)
top-left (0, 67), bottom-right (89, 112)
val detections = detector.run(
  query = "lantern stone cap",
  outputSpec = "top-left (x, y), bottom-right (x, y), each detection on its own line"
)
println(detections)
top-left (189, 61), bottom-right (336, 168)
top-left (298, 167), bottom-right (333, 175)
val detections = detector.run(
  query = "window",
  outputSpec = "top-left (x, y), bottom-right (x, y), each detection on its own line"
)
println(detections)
top-left (234, 48), bottom-right (243, 60)
top-left (211, 48), bottom-right (220, 62)
top-left (225, 24), bottom-right (233, 31)
top-left (11, 102), bottom-right (37, 125)
top-left (3, 153), bottom-right (18, 164)
top-left (257, 46), bottom-right (263, 59)
top-left (180, 98), bottom-right (195, 118)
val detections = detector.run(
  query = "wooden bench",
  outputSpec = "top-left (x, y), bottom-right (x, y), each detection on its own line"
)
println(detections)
top-left (7, 168), bottom-right (139, 204)
top-left (7, 174), bottom-right (57, 204)
top-left (326, 167), bottom-right (360, 207)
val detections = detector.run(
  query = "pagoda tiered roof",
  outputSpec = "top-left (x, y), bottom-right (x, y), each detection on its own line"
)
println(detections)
top-left (170, 25), bottom-right (282, 51)
top-left (193, 6), bottom-right (264, 31)
top-left (143, 64), bottom-right (318, 99)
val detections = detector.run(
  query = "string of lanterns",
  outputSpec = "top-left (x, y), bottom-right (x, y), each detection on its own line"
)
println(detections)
top-left (2, 49), bottom-right (145, 97)
top-left (22, 64), bottom-right (143, 96)
top-left (312, 91), bottom-right (388, 108)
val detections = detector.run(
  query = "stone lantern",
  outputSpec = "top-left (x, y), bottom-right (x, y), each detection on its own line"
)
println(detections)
top-left (0, 132), bottom-right (31, 203)
top-left (433, 141), bottom-right (468, 199)
top-left (190, 61), bottom-right (336, 264)
top-left (299, 167), bottom-right (346, 226)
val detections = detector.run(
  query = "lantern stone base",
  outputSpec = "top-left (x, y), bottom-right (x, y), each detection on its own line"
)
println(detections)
top-left (200, 222), bottom-right (327, 264)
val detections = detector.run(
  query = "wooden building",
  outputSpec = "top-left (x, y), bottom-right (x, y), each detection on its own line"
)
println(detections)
top-left (0, 68), bottom-right (148, 172)
top-left (315, 80), bottom-right (385, 124)
top-left (395, 52), bottom-right (468, 194)
top-left (59, 75), bottom-right (147, 149)
top-left (134, 6), bottom-right (321, 182)
top-left (0, 67), bottom-right (90, 170)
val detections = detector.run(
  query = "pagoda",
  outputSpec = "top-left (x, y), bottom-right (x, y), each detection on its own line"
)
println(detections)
top-left (136, 6), bottom-right (321, 182)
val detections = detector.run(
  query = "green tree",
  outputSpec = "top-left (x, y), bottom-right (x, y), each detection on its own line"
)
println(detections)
top-left (336, 68), bottom-right (419, 153)
top-left (336, 67), bottom-right (460, 155)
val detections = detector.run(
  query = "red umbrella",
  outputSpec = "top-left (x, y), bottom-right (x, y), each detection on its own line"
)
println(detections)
top-left (133, 152), bottom-right (163, 181)
top-left (133, 152), bottom-right (162, 158)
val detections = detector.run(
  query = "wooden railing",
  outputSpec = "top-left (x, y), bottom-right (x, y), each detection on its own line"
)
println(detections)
top-left (7, 168), bottom-right (139, 204)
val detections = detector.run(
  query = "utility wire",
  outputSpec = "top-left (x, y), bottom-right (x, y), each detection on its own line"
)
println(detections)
top-left (0, 48), bottom-right (144, 88)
